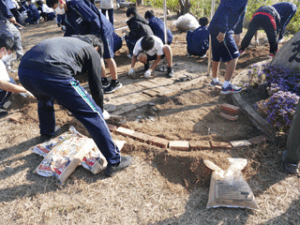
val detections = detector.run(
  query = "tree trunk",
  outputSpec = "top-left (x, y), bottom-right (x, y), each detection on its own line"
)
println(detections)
top-left (179, 0), bottom-right (191, 15)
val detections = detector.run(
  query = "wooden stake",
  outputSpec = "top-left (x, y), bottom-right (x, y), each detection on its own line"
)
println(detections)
top-left (207, 0), bottom-right (215, 76)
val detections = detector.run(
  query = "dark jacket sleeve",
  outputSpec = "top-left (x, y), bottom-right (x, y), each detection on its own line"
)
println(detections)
top-left (0, 0), bottom-right (13, 19)
top-left (234, 4), bottom-right (247, 34)
top-left (85, 46), bottom-right (104, 110)
top-left (71, 0), bottom-right (102, 35)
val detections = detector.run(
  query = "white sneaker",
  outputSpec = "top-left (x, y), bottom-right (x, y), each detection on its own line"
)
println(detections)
top-left (127, 54), bottom-right (132, 59)
top-left (103, 109), bottom-right (111, 120)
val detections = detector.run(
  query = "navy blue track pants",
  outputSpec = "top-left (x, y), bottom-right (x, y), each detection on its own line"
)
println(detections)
top-left (241, 14), bottom-right (278, 54)
top-left (18, 67), bottom-right (121, 165)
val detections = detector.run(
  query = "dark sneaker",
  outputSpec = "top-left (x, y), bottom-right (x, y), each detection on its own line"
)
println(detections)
top-left (210, 80), bottom-right (223, 87)
top-left (0, 108), bottom-right (8, 116)
top-left (101, 77), bottom-right (110, 89)
top-left (221, 84), bottom-right (242, 94)
top-left (167, 67), bottom-right (174, 78)
top-left (105, 155), bottom-right (133, 177)
top-left (40, 126), bottom-right (61, 142)
top-left (239, 48), bottom-right (244, 56)
top-left (144, 63), bottom-right (150, 71)
top-left (282, 150), bottom-right (299, 174)
top-left (104, 80), bottom-right (123, 94)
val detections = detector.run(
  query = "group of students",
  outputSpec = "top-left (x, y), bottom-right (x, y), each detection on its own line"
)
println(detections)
top-left (0, 0), bottom-right (300, 176)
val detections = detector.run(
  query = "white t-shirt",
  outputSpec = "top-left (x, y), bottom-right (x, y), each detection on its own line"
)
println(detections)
top-left (133, 36), bottom-right (164, 57)
top-left (42, 4), bottom-right (54, 13)
top-left (101, 0), bottom-right (114, 9)
top-left (0, 60), bottom-right (10, 82)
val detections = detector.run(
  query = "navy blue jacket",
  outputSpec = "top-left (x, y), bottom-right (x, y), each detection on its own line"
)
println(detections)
top-left (187, 26), bottom-right (209, 56)
top-left (64, 0), bottom-right (114, 39)
top-left (127, 14), bottom-right (153, 41)
top-left (234, 4), bottom-right (247, 34)
top-left (209, 0), bottom-right (248, 35)
top-left (273, 2), bottom-right (297, 25)
top-left (21, 3), bottom-right (40, 19)
top-left (0, 0), bottom-right (13, 19)
top-left (148, 16), bottom-right (173, 45)
top-left (254, 5), bottom-right (281, 32)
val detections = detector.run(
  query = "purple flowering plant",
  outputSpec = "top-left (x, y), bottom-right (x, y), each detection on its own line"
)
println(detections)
top-left (259, 66), bottom-right (300, 133)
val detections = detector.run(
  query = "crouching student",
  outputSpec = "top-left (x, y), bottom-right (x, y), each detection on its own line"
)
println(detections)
top-left (0, 32), bottom-right (33, 115)
top-left (18, 35), bottom-right (132, 177)
top-left (20, 0), bottom-right (40, 24)
top-left (186, 17), bottom-right (209, 58)
top-left (144, 10), bottom-right (173, 45)
top-left (37, 1), bottom-right (55, 22)
top-left (239, 5), bottom-right (281, 58)
top-left (124, 7), bottom-right (153, 58)
top-left (128, 35), bottom-right (174, 78)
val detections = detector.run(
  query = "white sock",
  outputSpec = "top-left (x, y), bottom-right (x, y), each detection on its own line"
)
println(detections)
top-left (212, 78), bottom-right (219, 83)
top-left (223, 81), bottom-right (230, 88)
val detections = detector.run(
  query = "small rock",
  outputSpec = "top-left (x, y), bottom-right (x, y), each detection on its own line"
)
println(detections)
top-left (5, 166), bottom-right (14, 173)
top-left (104, 97), bottom-right (110, 102)
top-left (149, 102), bottom-right (156, 106)
top-left (104, 104), bottom-right (116, 112)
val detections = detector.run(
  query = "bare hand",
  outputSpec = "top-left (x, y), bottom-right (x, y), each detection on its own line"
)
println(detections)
top-left (9, 17), bottom-right (16, 24)
top-left (217, 32), bottom-right (225, 43)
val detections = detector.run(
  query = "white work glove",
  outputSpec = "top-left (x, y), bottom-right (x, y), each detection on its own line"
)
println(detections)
top-left (128, 68), bottom-right (135, 76)
top-left (144, 69), bottom-right (152, 78)
top-left (102, 109), bottom-right (110, 120)
top-left (20, 91), bottom-right (34, 98)
top-left (255, 39), bottom-right (259, 46)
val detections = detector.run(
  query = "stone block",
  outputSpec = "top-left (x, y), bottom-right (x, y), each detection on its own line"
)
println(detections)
top-left (169, 141), bottom-right (190, 151)
top-left (230, 140), bottom-right (252, 148)
top-left (150, 136), bottom-right (169, 148)
top-left (190, 140), bottom-right (211, 150)
top-left (248, 135), bottom-right (267, 145)
top-left (107, 124), bottom-right (118, 132)
top-left (116, 127), bottom-right (135, 137)
top-left (131, 131), bottom-right (152, 143)
top-left (210, 141), bottom-right (232, 149)
top-left (220, 112), bottom-right (239, 121)
top-left (220, 103), bottom-right (240, 116)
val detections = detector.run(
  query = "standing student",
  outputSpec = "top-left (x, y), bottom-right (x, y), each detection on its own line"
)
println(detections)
top-left (272, 2), bottom-right (297, 42)
top-left (18, 35), bottom-right (132, 177)
top-left (5, 0), bottom-right (20, 24)
top-left (0, 31), bottom-right (33, 115)
top-left (186, 17), bottom-right (209, 58)
top-left (101, 0), bottom-right (114, 25)
top-left (144, 10), bottom-right (173, 45)
top-left (233, 4), bottom-right (247, 46)
top-left (208, 0), bottom-right (248, 94)
top-left (46, 0), bottom-right (122, 94)
top-left (239, 5), bottom-right (281, 58)
top-left (0, 0), bottom-right (23, 60)
top-left (124, 7), bottom-right (153, 58)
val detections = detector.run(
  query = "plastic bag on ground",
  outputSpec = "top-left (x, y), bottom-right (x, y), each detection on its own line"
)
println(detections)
top-left (173, 13), bottom-right (199, 32)
top-left (204, 158), bottom-right (260, 210)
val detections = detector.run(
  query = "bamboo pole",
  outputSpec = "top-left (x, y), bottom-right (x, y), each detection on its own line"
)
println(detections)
top-left (207, 0), bottom-right (215, 76)
top-left (163, 0), bottom-right (167, 44)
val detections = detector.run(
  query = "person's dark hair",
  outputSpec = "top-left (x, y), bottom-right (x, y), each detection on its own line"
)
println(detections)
top-left (199, 17), bottom-right (209, 26)
top-left (37, 1), bottom-right (43, 6)
top-left (141, 36), bottom-right (154, 51)
top-left (46, 0), bottom-right (59, 8)
top-left (126, 7), bottom-right (137, 17)
top-left (144, 10), bottom-right (155, 19)
top-left (0, 31), bottom-right (15, 50)
top-left (72, 34), bottom-right (104, 57)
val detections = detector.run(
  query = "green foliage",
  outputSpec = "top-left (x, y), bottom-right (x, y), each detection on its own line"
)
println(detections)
top-left (133, 0), bottom-right (299, 34)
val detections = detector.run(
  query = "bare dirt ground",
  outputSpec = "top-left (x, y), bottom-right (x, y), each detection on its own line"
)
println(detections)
top-left (0, 4), bottom-right (299, 225)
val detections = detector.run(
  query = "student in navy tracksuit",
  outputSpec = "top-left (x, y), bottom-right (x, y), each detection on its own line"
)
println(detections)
top-left (20, 0), bottom-right (40, 24)
top-left (186, 17), bottom-right (209, 58)
top-left (233, 4), bottom-right (247, 46)
top-left (113, 32), bottom-right (122, 53)
top-left (144, 10), bottom-right (173, 45)
top-left (208, 0), bottom-right (247, 94)
top-left (240, 5), bottom-right (281, 57)
top-left (273, 2), bottom-right (297, 42)
top-left (46, 0), bottom-right (122, 94)
top-left (124, 7), bottom-right (153, 57)
top-left (18, 36), bottom-right (132, 177)
top-left (37, 1), bottom-right (55, 21)
top-left (0, 0), bottom-right (23, 59)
